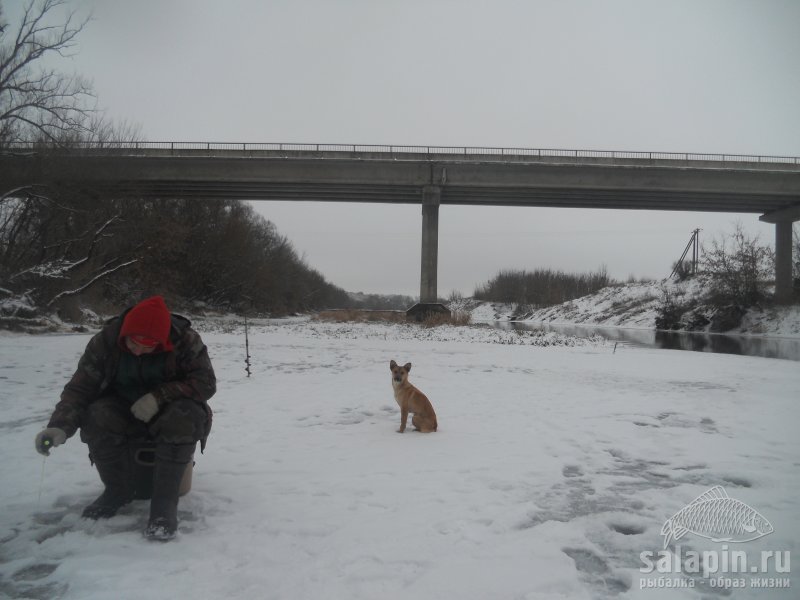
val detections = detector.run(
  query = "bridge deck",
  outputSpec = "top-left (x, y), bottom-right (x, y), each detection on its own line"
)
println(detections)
top-left (3, 143), bottom-right (798, 302)
top-left (2, 145), bottom-right (799, 216)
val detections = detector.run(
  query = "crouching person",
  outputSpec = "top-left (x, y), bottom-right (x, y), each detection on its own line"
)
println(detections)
top-left (34, 295), bottom-right (216, 541)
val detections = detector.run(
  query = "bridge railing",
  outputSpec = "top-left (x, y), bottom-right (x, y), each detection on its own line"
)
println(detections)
top-left (2, 141), bottom-right (798, 165)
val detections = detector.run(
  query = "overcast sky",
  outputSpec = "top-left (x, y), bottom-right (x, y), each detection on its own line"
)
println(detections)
top-left (9, 0), bottom-right (800, 296)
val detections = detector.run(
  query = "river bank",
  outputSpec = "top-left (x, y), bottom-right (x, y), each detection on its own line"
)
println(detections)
top-left (455, 278), bottom-right (800, 338)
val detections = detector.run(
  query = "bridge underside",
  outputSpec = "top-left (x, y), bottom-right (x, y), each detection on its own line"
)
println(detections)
top-left (2, 152), bottom-right (799, 303)
top-left (27, 179), bottom-right (791, 214)
top-left (97, 182), bottom-right (795, 215)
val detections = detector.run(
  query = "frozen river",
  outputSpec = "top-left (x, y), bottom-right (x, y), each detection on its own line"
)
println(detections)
top-left (1, 318), bottom-right (797, 599)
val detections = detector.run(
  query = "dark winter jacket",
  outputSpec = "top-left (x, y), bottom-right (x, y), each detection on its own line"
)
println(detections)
top-left (48, 310), bottom-right (216, 448)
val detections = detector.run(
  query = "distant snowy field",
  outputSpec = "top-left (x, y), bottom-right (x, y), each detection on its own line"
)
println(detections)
top-left (1, 318), bottom-right (798, 599)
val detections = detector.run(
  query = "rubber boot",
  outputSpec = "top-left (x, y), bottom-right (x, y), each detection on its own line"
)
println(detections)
top-left (144, 443), bottom-right (195, 541)
top-left (82, 448), bottom-right (135, 519)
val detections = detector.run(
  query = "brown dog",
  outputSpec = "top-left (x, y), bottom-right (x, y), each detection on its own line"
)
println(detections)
top-left (389, 360), bottom-right (438, 433)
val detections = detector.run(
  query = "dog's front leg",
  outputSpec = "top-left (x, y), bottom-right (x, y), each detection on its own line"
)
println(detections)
top-left (398, 406), bottom-right (408, 433)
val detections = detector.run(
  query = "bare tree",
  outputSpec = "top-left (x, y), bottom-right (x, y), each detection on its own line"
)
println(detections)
top-left (701, 222), bottom-right (774, 306)
top-left (0, 0), bottom-right (94, 145)
top-left (0, 2), bottom-right (152, 324)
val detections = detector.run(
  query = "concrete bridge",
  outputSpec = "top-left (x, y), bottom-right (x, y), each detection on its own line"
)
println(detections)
top-left (2, 143), bottom-right (799, 305)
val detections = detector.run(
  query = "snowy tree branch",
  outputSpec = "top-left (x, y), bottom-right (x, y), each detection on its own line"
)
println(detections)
top-left (46, 258), bottom-right (138, 307)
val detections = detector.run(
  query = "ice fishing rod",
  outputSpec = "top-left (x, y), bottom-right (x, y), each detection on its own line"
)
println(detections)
top-left (38, 437), bottom-right (53, 506)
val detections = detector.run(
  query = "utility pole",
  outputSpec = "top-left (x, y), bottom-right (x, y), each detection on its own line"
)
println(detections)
top-left (669, 229), bottom-right (702, 279)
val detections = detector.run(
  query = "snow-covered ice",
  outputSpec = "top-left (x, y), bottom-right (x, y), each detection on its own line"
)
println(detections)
top-left (1, 318), bottom-right (798, 599)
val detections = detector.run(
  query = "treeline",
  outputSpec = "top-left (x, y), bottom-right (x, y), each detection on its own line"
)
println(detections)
top-left (473, 267), bottom-right (613, 306)
top-left (1, 194), bottom-right (352, 318)
top-left (347, 292), bottom-right (416, 311)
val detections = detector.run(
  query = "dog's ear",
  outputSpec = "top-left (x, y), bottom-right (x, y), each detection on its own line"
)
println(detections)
top-left (390, 360), bottom-right (397, 370)
top-left (404, 363), bottom-right (412, 372)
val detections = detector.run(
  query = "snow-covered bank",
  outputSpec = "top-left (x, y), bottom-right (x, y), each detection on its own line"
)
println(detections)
top-left (1, 318), bottom-right (798, 599)
top-left (463, 279), bottom-right (800, 337)
top-left (192, 317), bottom-right (607, 348)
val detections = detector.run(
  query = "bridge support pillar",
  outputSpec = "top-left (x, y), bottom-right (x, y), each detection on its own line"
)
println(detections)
top-left (407, 185), bottom-right (449, 321)
top-left (774, 220), bottom-right (794, 304)
top-left (420, 186), bottom-right (440, 303)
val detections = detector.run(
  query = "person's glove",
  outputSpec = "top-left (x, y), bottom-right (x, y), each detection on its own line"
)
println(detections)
top-left (35, 428), bottom-right (67, 456)
top-left (131, 393), bottom-right (160, 422)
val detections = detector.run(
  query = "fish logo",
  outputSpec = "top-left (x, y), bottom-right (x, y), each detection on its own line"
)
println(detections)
top-left (661, 485), bottom-right (774, 549)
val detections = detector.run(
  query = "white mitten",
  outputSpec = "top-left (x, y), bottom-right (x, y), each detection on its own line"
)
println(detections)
top-left (131, 393), bottom-right (160, 422)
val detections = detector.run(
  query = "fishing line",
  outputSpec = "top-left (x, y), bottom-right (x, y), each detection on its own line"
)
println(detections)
top-left (37, 438), bottom-right (51, 507)
top-left (38, 455), bottom-right (47, 507)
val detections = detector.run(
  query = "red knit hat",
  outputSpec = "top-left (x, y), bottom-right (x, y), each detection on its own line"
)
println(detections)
top-left (119, 295), bottom-right (174, 352)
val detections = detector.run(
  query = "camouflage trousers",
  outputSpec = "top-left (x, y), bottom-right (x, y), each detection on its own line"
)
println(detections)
top-left (79, 396), bottom-right (208, 460)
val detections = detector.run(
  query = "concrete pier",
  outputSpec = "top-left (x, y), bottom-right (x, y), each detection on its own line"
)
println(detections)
top-left (420, 186), bottom-right (440, 303)
top-left (774, 220), bottom-right (794, 303)
top-left (760, 205), bottom-right (800, 304)
top-left (406, 185), bottom-right (450, 320)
